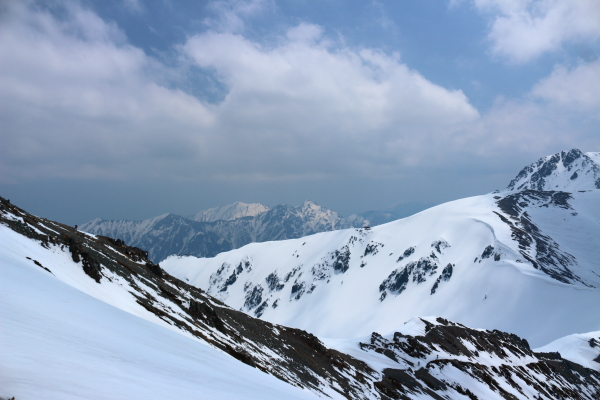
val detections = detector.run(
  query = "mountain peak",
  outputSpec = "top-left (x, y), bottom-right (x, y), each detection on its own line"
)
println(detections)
top-left (507, 148), bottom-right (600, 192)
top-left (190, 202), bottom-right (270, 222)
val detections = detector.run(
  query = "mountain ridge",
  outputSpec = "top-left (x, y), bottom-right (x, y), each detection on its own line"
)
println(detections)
top-left (161, 149), bottom-right (600, 348)
top-left (80, 200), bottom-right (375, 262)
top-left (507, 149), bottom-right (600, 192)
top-left (2, 196), bottom-right (599, 398)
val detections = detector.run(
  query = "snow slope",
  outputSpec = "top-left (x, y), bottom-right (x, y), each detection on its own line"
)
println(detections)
top-left (0, 227), bottom-right (320, 400)
top-left (535, 331), bottom-right (600, 371)
top-left (162, 188), bottom-right (600, 347)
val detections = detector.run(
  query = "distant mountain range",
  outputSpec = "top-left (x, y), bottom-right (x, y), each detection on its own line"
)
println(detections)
top-left (81, 199), bottom-right (430, 262)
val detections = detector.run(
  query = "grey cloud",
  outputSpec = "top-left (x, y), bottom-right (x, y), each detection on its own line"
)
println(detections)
top-left (1, 0), bottom-right (598, 195)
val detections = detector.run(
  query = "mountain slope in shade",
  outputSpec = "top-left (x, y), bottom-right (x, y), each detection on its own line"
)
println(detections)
top-left (534, 331), bottom-right (600, 371)
top-left (80, 200), bottom-right (370, 262)
top-left (2, 196), bottom-right (600, 399)
top-left (507, 149), bottom-right (600, 191)
top-left (190, 202), bottom-right (270, 222)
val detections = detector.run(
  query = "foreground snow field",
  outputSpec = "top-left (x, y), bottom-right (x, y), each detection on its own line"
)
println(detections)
top-left (0, 226), bottom-right (320, 400)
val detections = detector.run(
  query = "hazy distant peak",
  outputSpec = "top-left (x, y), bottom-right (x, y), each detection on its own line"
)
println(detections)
top-left (190, 202), bottom-right (270, 222)
top-left (507, 148), bottom-right (600, 192)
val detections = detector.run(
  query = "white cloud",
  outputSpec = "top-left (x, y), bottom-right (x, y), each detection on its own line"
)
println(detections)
top-left (0, 2), bottom-right (214, 182)
top-left (1, 1), bottom-right (598, 189)
top-left (455, 60), bottom-right (600, 156)
top-left (182, 26), bottom-right (480, 174)
top-left (531, 60), bottom-right (600, 112)
top-left (470, 0), bottom-right (600, 63)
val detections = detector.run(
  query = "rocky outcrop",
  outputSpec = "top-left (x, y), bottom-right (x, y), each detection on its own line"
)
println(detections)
top-left (507, 149), bottom-right (600, 192)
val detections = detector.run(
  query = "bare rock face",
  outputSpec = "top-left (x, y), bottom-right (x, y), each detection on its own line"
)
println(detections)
top-left (359, 317), bottom-right (600, 400)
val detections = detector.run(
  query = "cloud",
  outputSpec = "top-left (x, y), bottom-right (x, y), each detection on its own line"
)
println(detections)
top-left (1, 1), bottom-right (598, 190)
top-left (470, 0), bottom-right (600, 63)
top-left (455, 60), bottom-right (600, 156)
top-left (182, 25), bottom-right (480, 175)
top-left (0, 2), bottom-right (213, 182)
top-left (531, 59), bottom-right (600, 112)
top-left (1, 1), bottom-right (484, 184)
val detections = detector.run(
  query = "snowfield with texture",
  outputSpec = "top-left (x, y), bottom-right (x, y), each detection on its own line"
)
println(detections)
top-left (163, 189), bottom-right (600, 347)
top-left (0, 226), bottom-right (320, 400)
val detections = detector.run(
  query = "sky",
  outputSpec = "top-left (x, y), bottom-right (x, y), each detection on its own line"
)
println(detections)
top-left (1, 0), bottom-right (599, 225)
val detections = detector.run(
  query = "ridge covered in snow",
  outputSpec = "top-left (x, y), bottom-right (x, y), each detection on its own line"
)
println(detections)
top-left (534, 331), bottom-right (600, 371)
top-left (507, 149), bottom-right (600, 192)
top-left (162, 149), bottom-right (600, 348)
top-left (2, 196), bottom-right (599, 399)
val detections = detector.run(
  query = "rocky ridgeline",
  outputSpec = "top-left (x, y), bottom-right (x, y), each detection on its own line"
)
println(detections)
top-left (507, 149), bottom-right (600, 192)
top-left (494, 190), bottom-right (590, 286)
top-left (2, 195), bottom-right (600, 399)
top-left (360, 318), bottom-right (600, 399)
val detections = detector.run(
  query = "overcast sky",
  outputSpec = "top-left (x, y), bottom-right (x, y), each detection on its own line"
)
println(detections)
top-left (1, 0), bottom-right (599, 224)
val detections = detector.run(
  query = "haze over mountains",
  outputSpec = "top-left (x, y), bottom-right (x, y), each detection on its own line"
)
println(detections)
top-left (1, 149), bottom-right (599, 399)
top-left (80, 199), bottom-right (422, 262)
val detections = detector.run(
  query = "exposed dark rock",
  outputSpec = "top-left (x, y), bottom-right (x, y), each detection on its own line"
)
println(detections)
top-left (254, 300), bottom-right (268, 317)
top-left (244, 285), bottom-right (264, 310)
top-left (380, 266), bottom-right (411, 296)
top-left (397, 246), bottom-right (415, 262)
top-left (506, 149), bottom-right (599, 192)
top-left (481, 245), bottom-right (494, 259)
top-left (430, 264), bottom-right (453, 295)
top-left (496, 190), bottom-right (589, 286)
top-left (291, 281), bottom-right (305, 300)
top-left (189, 299), bottom-right (226, 333)
top-left (360, 318), bottom-right (600, 400)
top-left (332, 246), bottom-right (351, 273)
top-left (431, 240), bottom-right (450, 254)
top-left (571, 171), bottom-right (578, 180)
top-left (145, 261), bottom-right (163, 277)
top-left (265, 272), bottom-right (285, 291)
top-left (27, 258), bottom-right (53, 274)
top-left (365, 242), bottom-right (383, 257)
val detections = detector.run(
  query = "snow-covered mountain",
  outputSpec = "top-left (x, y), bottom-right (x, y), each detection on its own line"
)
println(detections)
top-left (162, 149), bottom-right (600, 348)
top-left (507, 149), bottom-right (600, 191)
top-left (535, 331), bottom-right (600, 371)
top-left (189, 202), bottom-right (270, 222)
top-left (2, 196), bottom-right (599, 399)
top-left (81, 200), bottom-right (371, 262)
